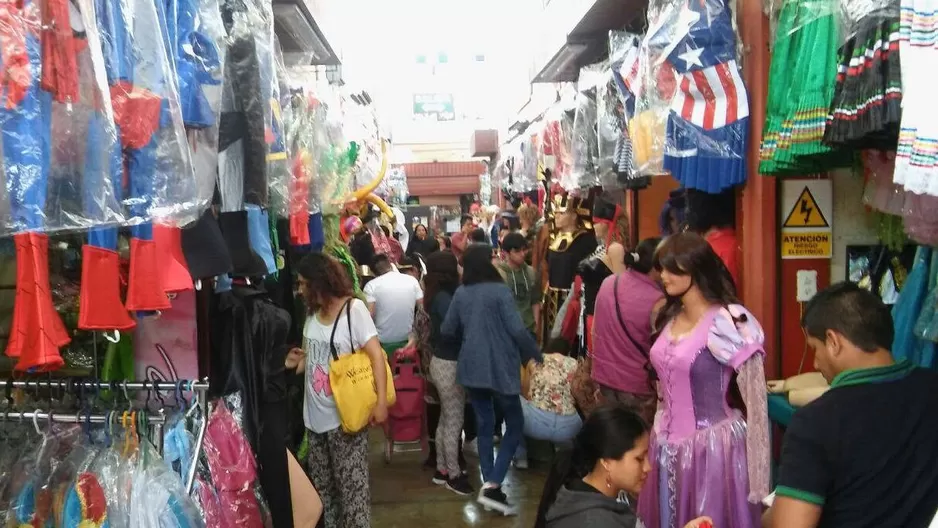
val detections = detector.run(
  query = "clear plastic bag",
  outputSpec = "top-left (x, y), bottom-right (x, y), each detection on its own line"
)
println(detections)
top-left (538, 104), bottom-right (573, 190)
top-left (91, 430), bottom-right (135, 528)
top-left (96, 0), bottom-right (200, 225)
top-left (0, 0), bottom-right (127, 236)
top-left (202, 401), bottom-right (265, 526)
top-left (642, 0), bottom-right (749, 191)
top-left (629, 20), bottom-right (670, 176)
top-left (168, 0), bottom-right (228, 217)
top-left (218, 0), bottom-right (276, 212)
top-left (317, 91), bottom-right (354, 215)
top-left (609, 31), bottom-right (642, 118)
top-left (597, 68), bottom-right (628, 189)
top-left (129, 441), bottom-right (205, 528)
top-left (513, 128), bottom-right (540, 193)
top-left (568, 64), bottom-right (604, 190)
top-left (5, 423), bottom-right (79, 527)
top-left (265, 35), bottom-right (291, 219)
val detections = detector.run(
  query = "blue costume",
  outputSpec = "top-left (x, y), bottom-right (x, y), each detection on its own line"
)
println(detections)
top-left (649, 0), bottom-right (750, 193)
top-left (1, 0), bottom-right (69, 370)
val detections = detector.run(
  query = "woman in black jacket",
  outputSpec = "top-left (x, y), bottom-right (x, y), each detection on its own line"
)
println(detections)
top-left (406, 224), bottom-right (437, 257)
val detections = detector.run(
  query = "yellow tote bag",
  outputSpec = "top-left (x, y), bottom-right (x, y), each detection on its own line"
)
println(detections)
top-left (328, 299), bottom-right (396, 433)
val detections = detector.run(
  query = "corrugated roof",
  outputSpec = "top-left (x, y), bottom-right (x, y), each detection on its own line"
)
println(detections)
top-left (401, 161), bottom-right (486, 196)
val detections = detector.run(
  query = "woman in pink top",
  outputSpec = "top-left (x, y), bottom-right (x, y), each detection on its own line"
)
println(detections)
top-left (590, 238), bottom-right (664, 424)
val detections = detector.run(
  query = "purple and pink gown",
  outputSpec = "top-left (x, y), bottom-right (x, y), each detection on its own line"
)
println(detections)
top-left (638, 305), bottom-right (770, 528)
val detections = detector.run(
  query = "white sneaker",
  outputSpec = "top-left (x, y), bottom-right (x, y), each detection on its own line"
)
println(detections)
top-left (513, 457), bottom-right (529, 470)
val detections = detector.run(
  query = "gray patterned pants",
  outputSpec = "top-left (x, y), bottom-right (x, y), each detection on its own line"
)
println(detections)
top-left (307, 427), bottom-right (370, 528)
top-left (430, 356), bottom-right (464, 477)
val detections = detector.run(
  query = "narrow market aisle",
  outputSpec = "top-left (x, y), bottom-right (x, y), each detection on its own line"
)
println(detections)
top-left (370, 433), bottom-right (547, 527)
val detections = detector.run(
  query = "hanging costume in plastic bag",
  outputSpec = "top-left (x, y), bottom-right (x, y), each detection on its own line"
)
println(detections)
top-left (165, 0), bottom-right (227, 215)
top-left (2, 0), bottom-right (85, 370)
top-left (610, 31), bottom-right (651, 189)
top-left (84, 0), bottom-right (196, 320)
top-left (216, 0), bottom-right (281, 278)
top-left (649, 0), bottom-right (750, 193)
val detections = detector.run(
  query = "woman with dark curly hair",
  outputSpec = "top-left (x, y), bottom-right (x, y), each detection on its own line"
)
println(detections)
top-left (285, 252), bottom-right (389, 528)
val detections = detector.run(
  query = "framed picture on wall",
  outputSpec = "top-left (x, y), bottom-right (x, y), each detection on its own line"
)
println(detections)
top-left (846, 244), bottom-right (916, 305)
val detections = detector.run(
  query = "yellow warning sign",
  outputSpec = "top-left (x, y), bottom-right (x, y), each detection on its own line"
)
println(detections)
top-left (783, 187), bottom-right (830, 228)
top-left (781, 232), bottom-right (832, 259)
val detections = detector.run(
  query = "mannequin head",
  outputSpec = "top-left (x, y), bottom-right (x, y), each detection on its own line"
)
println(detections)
top-left (552, 192), bottom-right (590, 234)
top-left (554, 208), bottom-right (578, 232)
top-left (593, 197), bottom-right (629, 246)
top-left (652, 232), bottom-right (738, 328)
top-left (801, 282), bottom-right (895, 383)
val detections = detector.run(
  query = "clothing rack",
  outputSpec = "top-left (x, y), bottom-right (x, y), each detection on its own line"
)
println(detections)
top-left (0, 378), bottom-right (209, 494)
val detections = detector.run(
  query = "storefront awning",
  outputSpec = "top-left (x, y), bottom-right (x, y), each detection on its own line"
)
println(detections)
top-left (272, 0), bottom-right (340, 66)
top-left (403, 161), bottom-right (486, 197)
top-left (531, 0), bottom-right (646, 83)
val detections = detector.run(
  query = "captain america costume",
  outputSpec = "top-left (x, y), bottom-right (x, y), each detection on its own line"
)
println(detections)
top-left (83, 0), bottom-right (186, 321)
top-left (649, 0), bottom-right (750, 193)
top-left (1, 0), bottom-right (70, 370)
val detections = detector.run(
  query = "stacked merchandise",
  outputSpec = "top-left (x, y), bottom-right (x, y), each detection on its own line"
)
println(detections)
top-left (823, 13), bottom-right (902, 150)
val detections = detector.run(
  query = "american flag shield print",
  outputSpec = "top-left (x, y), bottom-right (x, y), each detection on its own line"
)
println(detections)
top-left (661, 0), bottom-right (750, 133)
top-left (670, 59), bottom-right (749, 130)
top-left (651, 0), bottom-right (750, 192)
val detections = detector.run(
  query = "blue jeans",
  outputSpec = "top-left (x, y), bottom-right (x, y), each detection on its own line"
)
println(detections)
top-left (468, 389), bottom-right (523, 486)
top-left (515, 398), bottom-right (583, 460)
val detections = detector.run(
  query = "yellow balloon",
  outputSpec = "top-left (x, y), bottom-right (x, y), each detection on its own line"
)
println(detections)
top-left (365, 193), bottom-right (395, 224)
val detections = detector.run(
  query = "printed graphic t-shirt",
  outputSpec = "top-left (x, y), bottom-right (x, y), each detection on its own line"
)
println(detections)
top-left (303, 299), bottom-right (378, 433)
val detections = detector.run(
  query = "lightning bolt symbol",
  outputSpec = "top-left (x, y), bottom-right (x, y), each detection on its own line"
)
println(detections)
top-left (800, 199), bottom-right (812, 224)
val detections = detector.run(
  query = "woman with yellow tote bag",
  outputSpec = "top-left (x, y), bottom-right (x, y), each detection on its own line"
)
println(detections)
top-left (285, 253), bottom-right (390, 528)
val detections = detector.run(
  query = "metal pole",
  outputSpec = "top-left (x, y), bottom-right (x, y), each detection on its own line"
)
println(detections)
top-left (185, 388), bottom-right (209, 494)
top-left (4, 380), bottom-right (209, 392)
top-left (0, 411), bottom-right (167, 425)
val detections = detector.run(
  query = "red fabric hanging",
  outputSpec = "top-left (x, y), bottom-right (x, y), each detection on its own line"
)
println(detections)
top-left (78, 245), bottom-right (136, 331)
top-left (39, 0), bottom-right (78, 103)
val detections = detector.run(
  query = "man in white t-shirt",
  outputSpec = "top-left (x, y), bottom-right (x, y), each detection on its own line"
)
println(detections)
top-left (363, 254), bottom-right (423, 354)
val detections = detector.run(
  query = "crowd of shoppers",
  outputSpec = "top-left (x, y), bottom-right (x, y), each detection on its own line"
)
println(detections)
top-left (284, 210), bottom-right (938, 528)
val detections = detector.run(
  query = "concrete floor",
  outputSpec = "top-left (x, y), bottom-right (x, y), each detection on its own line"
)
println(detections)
top-left (370, 433), bottom-right (547, 527)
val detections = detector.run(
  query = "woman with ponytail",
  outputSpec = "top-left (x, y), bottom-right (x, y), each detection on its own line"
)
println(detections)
top-left (536, 405), bottom-right (713, 528)
top-left (590, 237), bottom-right (664, 424)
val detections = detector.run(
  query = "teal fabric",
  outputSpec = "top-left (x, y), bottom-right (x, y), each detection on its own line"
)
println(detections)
top-left (768, 393), bottom-right (796, 428)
